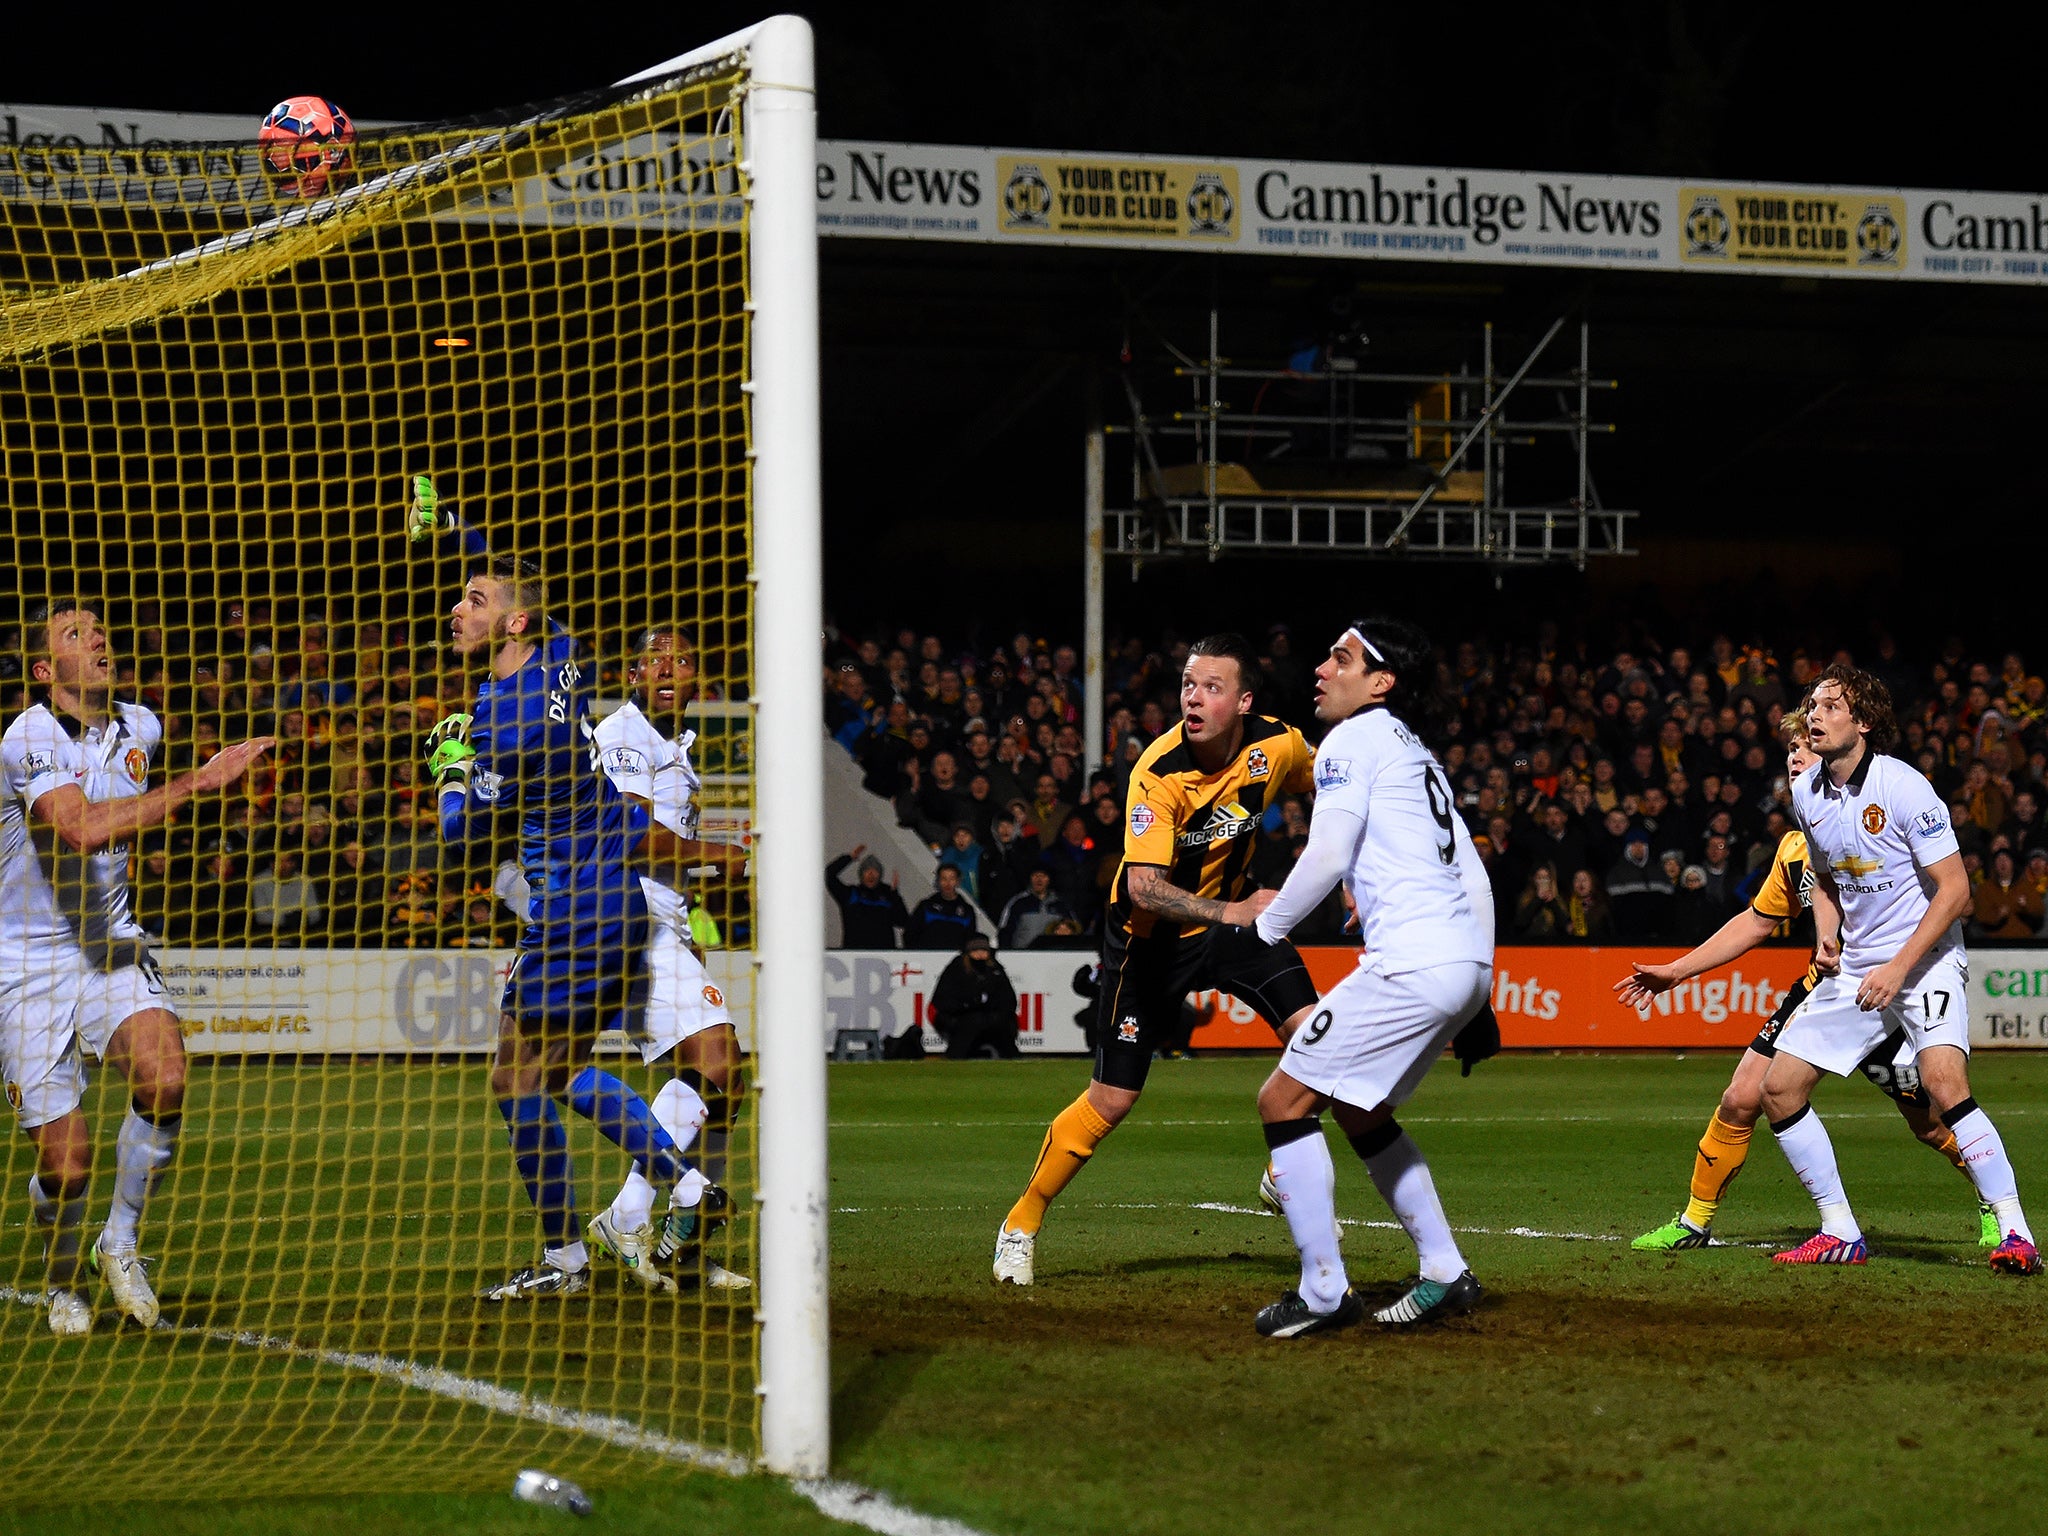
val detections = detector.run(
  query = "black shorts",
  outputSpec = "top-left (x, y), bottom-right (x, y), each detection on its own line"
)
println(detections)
top-left (1747, 975), bottom-right (1814, 1057)
top-left (1092, 924), bottom-right (1318, 1092)
top-left (1853, 1028), bottom-right (1931, 1108)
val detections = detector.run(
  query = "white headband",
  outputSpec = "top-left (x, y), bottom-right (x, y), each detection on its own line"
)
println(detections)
top-left (1345, 627), bottom-right (1386, 665)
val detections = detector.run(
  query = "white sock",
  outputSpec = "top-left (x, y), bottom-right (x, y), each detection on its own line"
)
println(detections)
top-left (103, 1107), bottom-right (180, 1254)
top-left (1772, 1106), bottom-right (1861, 1241)
top-left (27, 1174), bottom-right (56, 1227)
top-left (610, 1168), bottom-right (657, 1232)
top-left (669, 1168), bottom-right (709, 1211)
top-left (1948, 1104), bottom-right (2032, 1243)
top-left (652, 1079), bottom-right (708, 1157)
top-left (545, 1239), bottom-right (589, 1273)
top-left (1268, 1123), bottom-right (1348, 1313)
top-left (1362, 1131), bottom-right (1468, 1284)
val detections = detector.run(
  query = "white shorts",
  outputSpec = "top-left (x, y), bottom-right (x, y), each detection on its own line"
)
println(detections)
top-left (0, 960), bottom-right (172, 1130)
top-left (626, 923), bottom-right (734, 1066)
top-left (1773, 948), bottom-right (1970, 1078)
top-left (1279, 959), bottom-right (1492, 1112)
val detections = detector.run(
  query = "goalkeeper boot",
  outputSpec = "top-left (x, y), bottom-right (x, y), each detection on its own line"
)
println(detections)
top-left (1255, 1288), bottom-right (1363, 1339)
top-left (1257, 1163), bottom-right (1283, 1217)
top-left (588, 1211), bottom-right (678, 1295)
top-left (705, 1262), bottom-right (752, 1291)
top-left (1373, 1270), bottom-right (1483, 1328)
top-left (992, 1225), bottom-right (1035, 1286)
top-left (657, 1183), bottom-right (730, 1266)
top-left (1980, 1203), bottom-right (2004, 1250)
top-left (46, 1290), bottom-right (92, 1339)
top-left (478, 1259), bottom-right (591, 1302)
top-left (1632, 1214), bottom-right (1713, 1252)
top-left (90, 1234), bottom-right (159, 1328)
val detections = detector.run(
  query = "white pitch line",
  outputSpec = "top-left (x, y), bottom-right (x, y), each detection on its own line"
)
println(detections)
top-left (0, 1286), bottom-right (998, 1536)
top-left (795, 1479), bottom-right (994, 1536)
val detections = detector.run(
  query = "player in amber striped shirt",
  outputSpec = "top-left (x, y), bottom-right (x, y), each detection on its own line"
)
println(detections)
top-left (1617, 708), bottom-right (1994, 1252)
top-left (993, 635), bottom-right (1321, 1286)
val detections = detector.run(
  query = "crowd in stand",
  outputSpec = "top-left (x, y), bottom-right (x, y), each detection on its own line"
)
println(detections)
top-left (825, 620), bottom-right (2048, 951)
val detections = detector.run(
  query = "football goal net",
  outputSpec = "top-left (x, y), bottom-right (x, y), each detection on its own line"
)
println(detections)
top-left (0, 12), bottom-right (825, 1499)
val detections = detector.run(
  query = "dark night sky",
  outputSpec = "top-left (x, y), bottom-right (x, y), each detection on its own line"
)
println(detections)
top-left (6, 4), bottom-right (2046, 655)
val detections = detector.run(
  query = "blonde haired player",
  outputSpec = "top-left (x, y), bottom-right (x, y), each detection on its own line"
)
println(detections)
top-left (3, 599), bottom-right (270, 1335)
top-left (1620, 707), bottom-right (1996, 1253)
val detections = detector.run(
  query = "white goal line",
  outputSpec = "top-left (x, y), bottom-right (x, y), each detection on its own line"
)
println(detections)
top-left (0, 1285), bottom-right (994, 1536)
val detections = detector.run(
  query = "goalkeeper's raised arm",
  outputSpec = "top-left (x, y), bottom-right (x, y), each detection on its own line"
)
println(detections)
top-left (406, 473), bottom-right (492, 558)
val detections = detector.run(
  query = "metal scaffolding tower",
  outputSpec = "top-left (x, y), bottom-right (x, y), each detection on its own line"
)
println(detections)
top-left (1081, 310), bottom-right (1638, 767)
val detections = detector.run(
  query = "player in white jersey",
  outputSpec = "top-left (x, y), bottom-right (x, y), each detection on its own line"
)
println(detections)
top-left (1762, 665), bottom-right (2038, 1274)
top-left (2, 600), bottom-right (271, 1335)
top-left (590, 627), bottom-right (752, 1287)
top-left (1243, 619), bottom-right (1496, 1337)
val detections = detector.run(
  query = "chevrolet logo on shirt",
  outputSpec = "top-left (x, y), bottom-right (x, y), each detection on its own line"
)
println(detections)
top-left (1177, 801), bottom-right (1254, 849)
top-left (1831, 855), bottom-right (1885, 879)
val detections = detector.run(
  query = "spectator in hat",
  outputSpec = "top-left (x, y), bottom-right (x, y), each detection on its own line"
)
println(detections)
top-left (905, 863), bottom-right (981, 950)
top-left (826, 845), bottom-right (910, 949)
top-left (978, 813), bottom-right (1035, 916)
top-left (929, 933), bottom-right (1021, 1059)
top-left (1605, 826), bottom-right (1674, 941)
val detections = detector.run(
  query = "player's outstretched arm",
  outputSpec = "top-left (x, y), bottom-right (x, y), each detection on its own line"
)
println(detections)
top-left (33, 736), bottom-right (273, 854)
top-left (404, 474), bottom-right (491, 557)
top-left (639, 821), bottom-right (750, 885)
top-left (1125, 863), bottom-right (1239, 928)
top-left (1614, 906), bottom-right (1777, 1007)
top-left (1250, 802), bottom-right (1364, 944)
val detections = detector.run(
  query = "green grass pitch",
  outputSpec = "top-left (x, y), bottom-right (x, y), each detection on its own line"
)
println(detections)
top-left (3, 1052), bottom-right (2046, 1534)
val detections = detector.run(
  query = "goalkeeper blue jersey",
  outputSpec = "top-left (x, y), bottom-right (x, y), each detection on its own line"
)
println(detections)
top-left (446, 628), bottom-right (649, 950)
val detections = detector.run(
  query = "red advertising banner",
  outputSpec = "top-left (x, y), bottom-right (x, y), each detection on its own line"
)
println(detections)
top-left (1188, 945), bottom-right (1814, 1051)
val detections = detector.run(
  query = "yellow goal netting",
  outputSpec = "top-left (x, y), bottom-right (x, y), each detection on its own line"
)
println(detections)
top-left (0, 48), bottom-right (776, 1501)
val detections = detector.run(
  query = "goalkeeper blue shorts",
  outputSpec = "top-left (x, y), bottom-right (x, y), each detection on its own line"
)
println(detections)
top-left (502, 917), bottom-right (649, 1037)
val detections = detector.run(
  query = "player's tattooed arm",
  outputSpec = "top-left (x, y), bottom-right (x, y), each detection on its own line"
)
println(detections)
top-left (1126, 863), bottom-right (1250, 926)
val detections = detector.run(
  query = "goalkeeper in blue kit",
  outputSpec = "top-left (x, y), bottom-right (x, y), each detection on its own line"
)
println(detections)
top-left (417, 485), bottom-right (700, 1299)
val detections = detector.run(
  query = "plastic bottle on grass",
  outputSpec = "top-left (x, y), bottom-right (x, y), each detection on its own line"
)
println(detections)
top-left (512, 1469), bottom-right (592, 1516)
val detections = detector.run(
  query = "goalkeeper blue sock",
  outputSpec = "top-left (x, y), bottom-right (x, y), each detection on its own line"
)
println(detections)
top-left (498, 1095), bottom-right (578, 1248)
top-left (567, 1067), bottom-right (691, 1186)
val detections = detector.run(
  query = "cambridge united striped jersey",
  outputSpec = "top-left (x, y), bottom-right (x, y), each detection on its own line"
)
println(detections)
top-left (1110, 715), bottom-right (1315, 946)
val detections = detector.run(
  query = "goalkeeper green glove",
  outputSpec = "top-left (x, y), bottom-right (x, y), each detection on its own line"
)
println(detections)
top-left (406, 473), bottom-right (440, 544)
top-left (424, 712), bottom-right (477, 790)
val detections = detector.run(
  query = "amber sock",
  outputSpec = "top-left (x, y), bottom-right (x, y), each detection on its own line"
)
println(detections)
top-left (1682, 1110), bottom-right (1753, 1231)
top-left (1004, 1091), bottom-right (1115, 1236)
top-left (1929, 1124), bottom-right (1973, 1181)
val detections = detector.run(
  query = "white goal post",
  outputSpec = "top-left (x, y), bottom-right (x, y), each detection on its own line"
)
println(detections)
top-left (625, 14), bottom-right (827, 1478)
